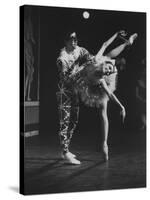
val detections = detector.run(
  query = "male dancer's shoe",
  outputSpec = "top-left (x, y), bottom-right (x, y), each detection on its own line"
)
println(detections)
top-left (61, 151), bottom-right (76, 159)
top-left (63, 152), bottom-right (81, 165)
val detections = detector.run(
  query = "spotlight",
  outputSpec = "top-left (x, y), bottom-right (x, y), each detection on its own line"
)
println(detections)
top-left (83, 11), bottom-right (90, 19)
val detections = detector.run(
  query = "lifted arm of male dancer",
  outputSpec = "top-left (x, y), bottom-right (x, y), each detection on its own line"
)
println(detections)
top-left (99, 78), bottom-right (126, 123)
top-left (57, 59), bottom-right (77, 83)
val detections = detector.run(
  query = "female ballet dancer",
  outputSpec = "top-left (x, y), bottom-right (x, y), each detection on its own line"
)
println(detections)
top-left (75, 30), bottom-right (138, 161)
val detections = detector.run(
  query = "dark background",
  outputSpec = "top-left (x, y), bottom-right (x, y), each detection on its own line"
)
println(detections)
top-left (26, 5), bottom-right (146, 143)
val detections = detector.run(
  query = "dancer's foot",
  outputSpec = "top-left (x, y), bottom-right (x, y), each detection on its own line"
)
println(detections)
top-left (128, 33), bottom-right (138, 45)
top-left (61, 151), bottom-right (76, 159)
top-left (63, 152), bottom-right (81, 165)
top-left (102, 143), bottom-right (109, 161)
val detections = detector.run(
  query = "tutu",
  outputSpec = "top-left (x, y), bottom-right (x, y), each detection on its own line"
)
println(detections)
top-left (75, 56), bottom-right (118, 108)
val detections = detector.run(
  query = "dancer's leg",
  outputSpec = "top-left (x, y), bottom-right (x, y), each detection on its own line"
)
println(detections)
top-left (61, 105), bottom-right (79, 159)
top-left (57, 85), bottom-right (81, 164)
top-left (106, 33), bottom-right (138, 58)
top-left (57, 86), bottom-right (71, 154)
top-left (68, 106), bottom-right (79, 143)
top-left (99, 100), bottom-right (109, 161)
top-left (68, 93), bottom-right (80, 142)
top-left (106, 43), bottom-right (128, 58)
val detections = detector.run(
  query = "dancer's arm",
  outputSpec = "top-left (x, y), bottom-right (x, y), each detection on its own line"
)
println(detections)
top-left (57, 59), bottom-right (82, 83)
top-left (99, 78), bottom-right (126, 122)
top-left (80, 47), bottom-right (94, 62)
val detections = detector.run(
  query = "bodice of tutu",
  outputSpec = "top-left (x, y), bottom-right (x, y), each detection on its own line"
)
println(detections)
top-left (76, 58), bottom-right (118, 108)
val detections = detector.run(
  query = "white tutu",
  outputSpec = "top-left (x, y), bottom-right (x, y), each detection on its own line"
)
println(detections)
top-left (75, 56), bottom-right (118, 108)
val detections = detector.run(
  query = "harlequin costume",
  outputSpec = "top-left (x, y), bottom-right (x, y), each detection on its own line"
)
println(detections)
top-left (56, 45), bottom-right (93, 153)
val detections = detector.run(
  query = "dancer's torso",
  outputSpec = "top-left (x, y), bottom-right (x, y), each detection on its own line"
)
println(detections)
top-left (57, 48), bottom-right (118, 107)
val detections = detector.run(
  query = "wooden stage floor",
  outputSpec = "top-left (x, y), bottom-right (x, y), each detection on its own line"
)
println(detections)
top-left (23, 130), bottom-right (146, 195)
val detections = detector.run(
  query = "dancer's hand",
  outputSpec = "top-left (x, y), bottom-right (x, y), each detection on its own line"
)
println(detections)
top-left (120, 106), bottom-right (126, 123)
top-left (71, 65), bottom-right (79, 75)
top-left (70, 65), bottom-right (83, 77)
top-left (118, 30), bottom-right (127, 37)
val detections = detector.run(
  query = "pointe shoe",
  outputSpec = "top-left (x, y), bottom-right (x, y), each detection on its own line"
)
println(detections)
top-left (61, 151), bottom-right (76, 159)
top-left (102, 144), bottom-right (109, 161)
top-left (63, 152), bottom-right (81, 165)
top-left (128, 33), bottom-right (138, 45)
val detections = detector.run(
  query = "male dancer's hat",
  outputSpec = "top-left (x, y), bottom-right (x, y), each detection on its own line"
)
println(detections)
top-left (64, 32), bottom-right (78, 42)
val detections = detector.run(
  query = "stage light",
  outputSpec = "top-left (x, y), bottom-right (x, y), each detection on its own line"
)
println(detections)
top-left (83, 11), bottom-right (90, 19)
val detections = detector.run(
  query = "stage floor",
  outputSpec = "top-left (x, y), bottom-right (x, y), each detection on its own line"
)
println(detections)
top-left (23, 130), bottom-right (146, 195)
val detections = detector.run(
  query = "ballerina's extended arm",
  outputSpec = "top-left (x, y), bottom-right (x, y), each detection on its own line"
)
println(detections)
top-left (99, 78), bottom-right (126, 123)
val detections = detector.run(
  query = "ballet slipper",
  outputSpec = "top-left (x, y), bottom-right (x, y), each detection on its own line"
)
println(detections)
top-left (128, 33), bottom-right (138, 45)
top-left (102, 143), bottom-right (109, 161)
top-left (63, 152), bottom-right (81, 165)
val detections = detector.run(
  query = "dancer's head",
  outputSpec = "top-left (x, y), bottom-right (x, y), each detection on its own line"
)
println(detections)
top-left (64, 32), bottom-right (78, 50)
top-left (102, 63), bottom-right (115, 75)
top-left (95, 56), bottom-right (116, 76)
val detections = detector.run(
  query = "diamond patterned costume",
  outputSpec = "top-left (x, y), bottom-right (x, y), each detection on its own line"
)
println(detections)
top-left (56, 46), bottom-right (92, 153)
